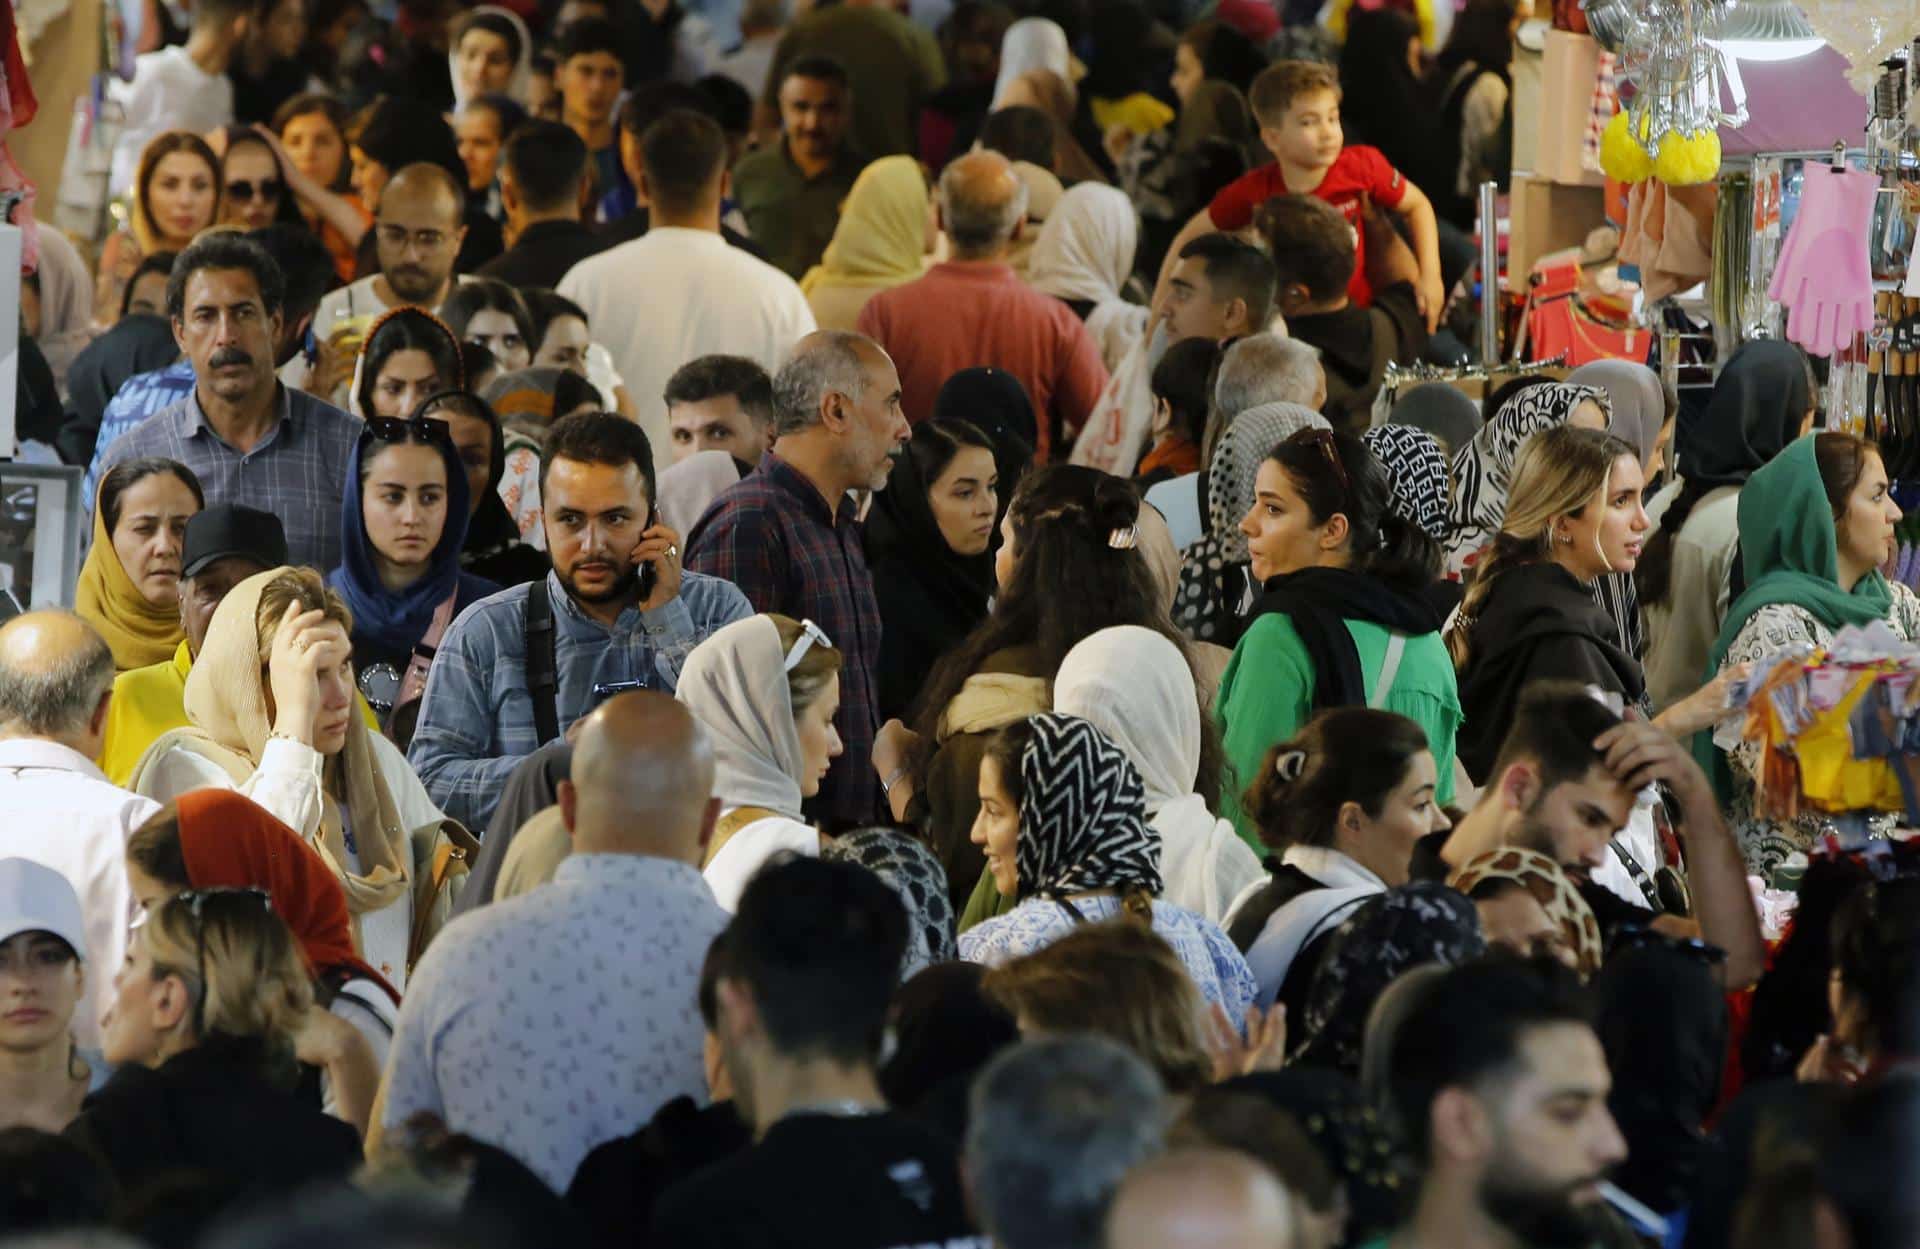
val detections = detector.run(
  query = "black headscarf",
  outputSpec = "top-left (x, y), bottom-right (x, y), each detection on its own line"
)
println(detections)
top-left (15, 335), bottom-right (63, 454)
top-left (1338, 9), bottom-right (1434, 180)
top-left (931, 368), bottom-right (1037, 513)
top-left (1249, 567), bottom-right (1444, 712)
top-left (433, 389), bottom-right (548, 589)
top-left (1677, 339), bottom-right (1811, 488)
top-left (1593, 940), bottom-right (1728, 1214)
top-left (879, 962), bottom-right (1019, 1140)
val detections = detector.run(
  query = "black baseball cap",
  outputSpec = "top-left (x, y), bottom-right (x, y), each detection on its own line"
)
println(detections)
top-left (182, 505), bottom-right (289, 579)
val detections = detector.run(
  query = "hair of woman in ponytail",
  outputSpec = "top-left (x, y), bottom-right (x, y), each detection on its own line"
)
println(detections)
top-left (1445, 425), bottom-right (1637, 669)
top-left (1265, 429), bottom-right (1442, 595)
top-left (1243, 708), bottom-right (1432, 853)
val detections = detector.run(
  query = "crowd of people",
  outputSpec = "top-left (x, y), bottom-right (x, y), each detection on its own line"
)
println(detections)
top-left (7, 1), bottom-right (1920, 1248)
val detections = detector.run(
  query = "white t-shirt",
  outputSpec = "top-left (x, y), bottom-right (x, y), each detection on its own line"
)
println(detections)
top-left (559, 227), bottom-right (817, 455)
top-left (109, 47), bottom-right (236, 197)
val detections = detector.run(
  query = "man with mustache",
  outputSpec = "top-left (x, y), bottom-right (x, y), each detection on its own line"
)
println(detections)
top-left (729, 57), bottom-right (862, 281)
top-left (409, 412), bottom-right (751, 830)
top-left (94, 233), bottom-right (361, 571)
top-left (1378, 958), bottom-right (1630, 1249)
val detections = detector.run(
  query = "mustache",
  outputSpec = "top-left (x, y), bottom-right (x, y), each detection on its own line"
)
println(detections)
top-left (208, 347), bottom-right (253, 369)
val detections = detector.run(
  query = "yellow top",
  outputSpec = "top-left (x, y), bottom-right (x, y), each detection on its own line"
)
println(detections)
top-left (100, 640), bottom-right (194, 787)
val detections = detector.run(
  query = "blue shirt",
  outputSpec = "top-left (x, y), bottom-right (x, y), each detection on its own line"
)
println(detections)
top-left (959, 895), bottom-right (1260, 1018)
top-left (378, 853), bottom-right (729, 1192)
top-left (83, 360), bottom-right (196, 513)
top-left (408, 569), bottom-right (753, 829)
top-left (95, 381), bottom-right (362, 572)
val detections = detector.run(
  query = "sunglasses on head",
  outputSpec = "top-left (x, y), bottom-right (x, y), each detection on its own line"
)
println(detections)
top-left (226, 178), bottom-right (283, 203)
top-left (367, 415), bottom-right (454, 445)
top-left (1287, 427), bottom-right (1350, 494)
top-left (130, 887), bottom-right (274, 1039)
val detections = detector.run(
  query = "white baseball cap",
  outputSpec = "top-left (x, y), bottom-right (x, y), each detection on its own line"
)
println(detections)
top-left (0, 858), bottom-right (88, 960)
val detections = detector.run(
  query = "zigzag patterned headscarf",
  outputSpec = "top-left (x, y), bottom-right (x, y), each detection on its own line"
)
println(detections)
top-left (1014, 713), bottom-right (1163, 903)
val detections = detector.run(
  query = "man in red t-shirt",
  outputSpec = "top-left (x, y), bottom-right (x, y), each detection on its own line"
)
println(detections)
top-left (1152, 60), bottom-right (1445, 334)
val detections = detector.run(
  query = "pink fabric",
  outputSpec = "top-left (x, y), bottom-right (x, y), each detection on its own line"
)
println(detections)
top-left (1768, 163), bottom-right (1876, 359)
top-left (856, 261), bottom-right (1110, 462)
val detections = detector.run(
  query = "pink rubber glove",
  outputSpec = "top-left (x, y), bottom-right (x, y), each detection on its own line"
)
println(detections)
top-left (1769, 164), bottom-right (1878, 358)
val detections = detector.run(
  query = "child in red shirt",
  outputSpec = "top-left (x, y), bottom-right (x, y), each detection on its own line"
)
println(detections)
top-left (1154, 60), bottom-right (1445, 333)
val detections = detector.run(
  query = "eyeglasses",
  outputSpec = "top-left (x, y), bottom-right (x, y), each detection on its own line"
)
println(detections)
top-left (783, 618), bottom-right (834, 672)
top-left (226, 178), bottom-right (283, 204)
top-left (375, 224), bottom-right (453, 253)
top-left (160, 888), bottom-right (274, 1039)
top-left (1287, 428), bottom-right (1350, 494)
top-left (367, 415), bottom-right (453, 445)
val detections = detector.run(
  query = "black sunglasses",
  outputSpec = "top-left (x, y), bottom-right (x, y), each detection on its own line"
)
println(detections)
top-left (367, 415), bottom-right (454, 445)
top-left (173, 887), bottom-right (274, 1039)
top-left (1287, 427), bottom-right (1350, 494)
top-left (226, 178), bottom-right (283, 203)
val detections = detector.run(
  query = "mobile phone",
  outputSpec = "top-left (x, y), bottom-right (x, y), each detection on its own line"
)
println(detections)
top-left (636, 507), bottom-right (659, 600)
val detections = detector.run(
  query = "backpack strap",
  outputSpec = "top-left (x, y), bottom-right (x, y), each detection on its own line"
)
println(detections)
top-left (524, 578), bottom-right (561, 747)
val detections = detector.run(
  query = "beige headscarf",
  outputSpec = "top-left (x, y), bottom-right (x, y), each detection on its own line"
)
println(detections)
top-left (156, 568), bottom-right (412, 928)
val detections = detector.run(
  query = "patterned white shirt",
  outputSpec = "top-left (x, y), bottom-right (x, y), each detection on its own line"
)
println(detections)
top-left (378, 852), bottom-right (727, 1191)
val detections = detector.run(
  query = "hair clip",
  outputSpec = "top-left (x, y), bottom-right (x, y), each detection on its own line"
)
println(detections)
top-left (1275, 749), bottom-right (1309, 783)
top-left (1108, 525), bottom-right (1139, 550)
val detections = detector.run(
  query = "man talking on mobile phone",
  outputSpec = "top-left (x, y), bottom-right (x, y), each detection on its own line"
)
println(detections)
top-left (409, 410), bottom-right (752, 830)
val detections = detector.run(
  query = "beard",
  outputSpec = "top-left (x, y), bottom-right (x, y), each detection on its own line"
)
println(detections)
top-left (557, 556), bottom-right (639, 605)
top-left (1479, 1168), bottom-right (1613, 1249)
top-left (385, 263), bottom-right (444, 304)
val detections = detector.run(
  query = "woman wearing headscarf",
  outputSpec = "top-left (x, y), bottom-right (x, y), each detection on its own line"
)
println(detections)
top-left (675, 614), bottom-right (842, 911)
top-left (129, 566), bottom-right (473, 991)
top-left (821, 830), bottom-right (958, 982)
top-left (867, 420), bottom-right (1002, 722)
top-left (329, 410), bottom-right (498, 730)
top-left (1361, 423), bottom-right (1450, 545)
top-left (76, 458), bottom-right (204, 671)
top-left (1444, 380), bottom-right (1610, 578)
top-left (991, 17), bottom-right (1072, 106)
top-left (1640, 340), bottom-right (1815, 714)
top-left (957, 712), bottom-right (1259, 1016)
top-left (27, 226), bottom-right (95, 396)
top-left (125, 791), bottom-right (401, 1133)
top-left (1338, 8), bottom-right (1445, 196)
top-left (423, 389), bottom-right (549, 588)
top-left (1290, 882), bottom-right (1485, 1074)
top-left (1388, 382), bottom-right (1482, 458)
top-left (1024, 183), bottom-right (1148, 372)
top-left (932, 367), bottom-right (1039, 489)
top-left (800, 156), bottom-right (932, 333)
top-left (448, 7), bottom-right (533, 110)
top-left (1174, 402), bottom-right (1330, 645)
top-left (995, 70), bottom-right (1110, 187)
top-left (1699, 433), bottom-right (1920, 878)
top-left (351, 306), bottom-right (466, 422)
top-left (1054, 626), bottom-right (1262, 924)
top-left (1447, 847), bottom-right (1604, 977)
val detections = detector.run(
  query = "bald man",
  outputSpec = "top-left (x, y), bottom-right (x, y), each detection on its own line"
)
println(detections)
top-left (0, 611), bottom-right (158, 1051)
top-left (855, 149), bottom-right (1107, 458)
top-left (1106, 1149), bottom-right (1296, 1249)
top-left (375, 690), bottom-right (730, 1192)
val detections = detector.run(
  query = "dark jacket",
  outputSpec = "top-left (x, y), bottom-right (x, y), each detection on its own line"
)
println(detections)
top-left (568, 1096), bottom-right (751, 1249)
top-left (477, 219), bottom-right (615, 292)
top-left (64, 1038), bottom-right (361, 1211)
top-left (1455, 561), bottom-right (1645, 784)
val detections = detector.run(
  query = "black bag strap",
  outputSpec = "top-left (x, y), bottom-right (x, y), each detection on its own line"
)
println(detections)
top-left (525, 578), bottom-right (561, 747)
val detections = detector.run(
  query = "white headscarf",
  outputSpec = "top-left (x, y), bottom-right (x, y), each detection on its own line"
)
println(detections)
top-left (992, 17), bottom-right (1072, 107)
top-left (448, 6), bottom-right (534, 109)
top-left (1026, 183), bottom-right (1148, 371)
top-left (675, 615), bottom-right (807, 819)
top-left (1053, 626), bottom-right (1264, 923)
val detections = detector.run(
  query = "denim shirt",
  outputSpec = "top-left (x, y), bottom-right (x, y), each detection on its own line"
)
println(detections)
top-left (82, 360), bottom-right (197, 513)
top-left (407, 569), bottom-right (752, 828)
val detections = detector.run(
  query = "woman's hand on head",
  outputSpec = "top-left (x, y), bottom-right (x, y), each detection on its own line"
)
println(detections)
top-left (1206, 1002), bottom-right (1287, 1081)
top-left (268, 602), bottom-right (353, 747)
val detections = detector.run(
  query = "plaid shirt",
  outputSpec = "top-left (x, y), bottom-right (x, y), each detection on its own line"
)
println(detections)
top-left (95, 382), bottom-right (361, 572)
top-left (82, 360), bottom-right (196, 514)
top-left (407, 570), bottom-right (753, 830)
top-left (686, 453), bottom-right (883, 826)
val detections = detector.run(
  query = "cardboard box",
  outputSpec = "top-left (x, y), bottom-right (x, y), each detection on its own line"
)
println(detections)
top-left (1508, 174), bottom-right (1608, 284)
top-left (1532, 29), bottom-right (1606, 188)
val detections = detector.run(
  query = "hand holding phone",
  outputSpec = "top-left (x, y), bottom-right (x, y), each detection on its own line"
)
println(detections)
top-left (631, 520), bottom-right (683, 612)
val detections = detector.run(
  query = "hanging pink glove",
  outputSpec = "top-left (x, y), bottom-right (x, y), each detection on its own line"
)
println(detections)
top-left (1769, 164), bottom-right (1878, 358)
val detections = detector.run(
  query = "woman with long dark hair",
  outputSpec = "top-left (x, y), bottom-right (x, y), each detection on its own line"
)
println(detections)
top-left (1218, 429), bottom-right (1458, 844)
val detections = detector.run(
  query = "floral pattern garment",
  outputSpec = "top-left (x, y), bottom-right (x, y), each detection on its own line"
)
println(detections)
top-left (1717, 581), bottom-right (1920, 879)
top-left (499, 435), bottom-right (547, 552)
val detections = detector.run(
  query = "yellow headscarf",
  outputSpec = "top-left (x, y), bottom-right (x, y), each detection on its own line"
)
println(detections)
top-left (134, 568), bottom-right (412, 938)
top-left (74, 485), bottom-right (189, 672)
top-left (799, 156), bottom-right (931, 296)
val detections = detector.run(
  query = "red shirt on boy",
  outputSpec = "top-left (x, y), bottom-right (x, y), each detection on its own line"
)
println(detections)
top-left (1207, 144), bottom-right (1407, 308)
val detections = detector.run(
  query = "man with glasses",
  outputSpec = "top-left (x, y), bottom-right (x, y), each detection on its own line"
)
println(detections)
top-left (295, 164), bottom-right (471, 402)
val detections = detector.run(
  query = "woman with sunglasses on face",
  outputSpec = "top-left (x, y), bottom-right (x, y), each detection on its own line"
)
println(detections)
top-left (352, 307), bottom-right (467, 421)
top-left (329, 408), bottom-right (499, 732)
top-left (1217, 428), bottom-right (1459, 849)
top-left (215, 126), bottom-right (304, 232)
top-left (0, 860), bottom-right (102, 1133)
top-left (126, 792), bottom-right (397, 1134)
top-left (68, 887), bottom-right (361, 1204)
top-left (130, 567), bottom-right (471, 992)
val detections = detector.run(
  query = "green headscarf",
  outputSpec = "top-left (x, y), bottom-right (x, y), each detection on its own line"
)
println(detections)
top-left (1693, 435), bottom-right (1894, 796)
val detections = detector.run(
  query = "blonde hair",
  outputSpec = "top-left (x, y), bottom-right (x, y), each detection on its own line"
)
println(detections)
top-left (767, 613), bottom-right (842, 714)
top-left (1446, 425), bottom-right (1637, 669)
top-left (255, 567), bottom-right (354, 666)
top-left (141, 889), bottom-right (313, 1054)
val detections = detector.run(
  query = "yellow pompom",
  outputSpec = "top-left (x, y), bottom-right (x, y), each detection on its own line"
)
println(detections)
top-left (1654, 128), bottom-right (1721, 186)
top-left (1600, 110), bottom-right (1655, 184)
